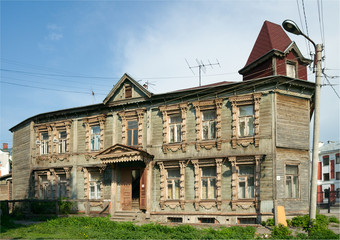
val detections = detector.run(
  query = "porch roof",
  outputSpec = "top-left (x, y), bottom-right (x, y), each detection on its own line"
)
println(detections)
top-left (95, 144), bottom-right (154, 164)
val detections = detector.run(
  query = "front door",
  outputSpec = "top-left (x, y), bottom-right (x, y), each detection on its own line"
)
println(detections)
top-left (121, 168), bottom-right (132, 210)
top-left (120, 168), bottom-right (145, 211)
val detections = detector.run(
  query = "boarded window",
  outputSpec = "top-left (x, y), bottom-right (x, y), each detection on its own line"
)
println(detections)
top-left (125, 85), bottom-right (132, 98)
top-left (286, 62), bottom-right (297, 78)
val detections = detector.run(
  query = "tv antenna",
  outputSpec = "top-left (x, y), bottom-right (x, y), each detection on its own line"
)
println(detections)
top-left (185, 59), bottom-right (221, 86)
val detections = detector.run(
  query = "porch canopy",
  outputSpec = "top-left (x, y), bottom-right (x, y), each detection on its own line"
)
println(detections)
top-left (96, 144), bottom-right (154, 164)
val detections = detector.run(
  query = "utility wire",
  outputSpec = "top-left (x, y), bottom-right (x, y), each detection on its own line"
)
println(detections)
top-left (323, 72), bottom-right (340, 99)
top-left (296, 0), bottom-right (310, 57)
top-left (301, 0), bottom-right (312, 56)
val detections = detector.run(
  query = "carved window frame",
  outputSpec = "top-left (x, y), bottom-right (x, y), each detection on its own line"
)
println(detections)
top-left (229, 93), bottom-right (261, 148)
top-left (118, 109), bottom-right (145, 148)
top-left (35, 124), bottom-right (52, 156)
top-left (83, 114), bottom-right (106, 152)
top-left (157, 160), bottom-right (186, 210)
top-left (83, 167), bottom-right (104, 201)
top-left (34, 168), bottom-right (71, 199)
top-left (191, 158), bottom-right (223, 211)
top-left (229, 156), bottom-right (261, 211)
top-left (159, 103), bottom-right (188, 153)
top-left (192, 99), bottom-right (223, 151)
top-left (51, 120), bottom-right (72, 154)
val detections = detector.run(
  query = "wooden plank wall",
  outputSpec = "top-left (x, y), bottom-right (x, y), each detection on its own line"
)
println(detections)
top-left (276, 94), bottom-right (310, 150)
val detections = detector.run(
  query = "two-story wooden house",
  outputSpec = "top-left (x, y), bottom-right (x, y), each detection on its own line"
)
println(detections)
top-left (10, 21), bottom-right (315, 224)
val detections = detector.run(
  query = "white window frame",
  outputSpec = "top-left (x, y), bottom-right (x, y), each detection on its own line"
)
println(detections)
top-left (90, 126), bottom-right (101, 151)
top-left (89, 172), bottom-right (101, 200)
top-left (285, 164), bottom-right (300, 199)
top-left (166, 168), bottom-right (180, 200)
top-left (40, 132), bottom-right (49, 155)
top-left (200, 167), bottom-right (216, 200)
top-left (169, 115), bottom-right (182, 143)
top-left (237, 165), bottom-right (255, 199)
top-left (238, 105), bottom-right (254, 138)
top-left (201, 110), bottom-right (216, 140)
top-left (58, 131), bottom-right (67, 153)
top-left (286, 61), bottom-right (297, 78)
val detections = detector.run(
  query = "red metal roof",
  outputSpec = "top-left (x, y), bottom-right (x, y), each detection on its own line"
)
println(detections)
top-left (245, 20), bottom-right (292, 67)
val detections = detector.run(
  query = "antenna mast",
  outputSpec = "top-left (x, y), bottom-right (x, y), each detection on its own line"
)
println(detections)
top-left (185, 59), bottom-right (221, 86)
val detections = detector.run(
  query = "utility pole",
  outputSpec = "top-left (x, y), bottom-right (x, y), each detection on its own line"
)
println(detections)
top-left (282, 19), bottom-right (322, 226)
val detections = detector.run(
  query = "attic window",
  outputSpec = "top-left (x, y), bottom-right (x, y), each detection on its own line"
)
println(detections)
top-left (125, 85), bottom-right (132, 98)
top-left (286, 62), bottom-right (297, 78)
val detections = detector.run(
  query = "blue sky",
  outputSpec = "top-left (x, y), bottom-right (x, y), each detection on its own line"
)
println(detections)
top-left (1, 0), bottom-right (339, 148)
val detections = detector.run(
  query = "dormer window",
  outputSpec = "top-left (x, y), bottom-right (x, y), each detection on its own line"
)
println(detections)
top-left (125, 85), bottom-right (132, 98)
top-left (286, 61), bottom-right (297, 78)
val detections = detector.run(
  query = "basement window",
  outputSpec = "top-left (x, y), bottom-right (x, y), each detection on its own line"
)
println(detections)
top-left (167, 217), bottom-right (183, 223)
top-left (238, 218), bottom-right (256, 224)
top-left (198, 218), bottom-right (216, 224)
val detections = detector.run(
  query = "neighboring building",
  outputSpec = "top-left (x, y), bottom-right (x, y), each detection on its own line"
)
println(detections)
top-left (0, 143), bottom-right (12, 200)
top-left (10, 21), bottom-right (315, 224)
top-left (317, 141), bottom-right (340, 204)
top-left (0, 143), bottom-right (12, 176)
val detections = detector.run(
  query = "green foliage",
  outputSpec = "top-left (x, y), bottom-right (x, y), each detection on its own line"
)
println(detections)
top-left (271, 224), bottom-right (292, 239)
top-left (286, 219), bottom-right (292, 227)
top-left (0, 215), bottom-right (21, 233)
top-left (58, 199), bottom-right (74, 214)
top-left (0, 216), bottom-right (257, 239)
top-left (262, 218), bottom-right (275, 226)
top-left (308, 223), bottom-right (339, 239)
top-left (328, 216), bottom-right (339, 224)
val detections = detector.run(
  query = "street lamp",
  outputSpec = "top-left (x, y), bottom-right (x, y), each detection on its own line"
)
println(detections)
top-left (282, 20), bottom-right (322, 225)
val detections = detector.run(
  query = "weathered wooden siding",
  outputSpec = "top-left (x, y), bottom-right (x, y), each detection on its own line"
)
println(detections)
top-left (276, 94), bottom-right (310, 150)
top-left (12, 122), bottom-right (32, 199)
top-left (104, 116), bottom-right (113, 149)
top-left (276, 148), bottom-right (309, 214)
top-left (77, 120), bottom-right (86, 152)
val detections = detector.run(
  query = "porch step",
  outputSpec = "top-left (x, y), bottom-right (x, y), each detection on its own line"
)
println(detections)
top-left (111, 211), bottom-right (139, 222)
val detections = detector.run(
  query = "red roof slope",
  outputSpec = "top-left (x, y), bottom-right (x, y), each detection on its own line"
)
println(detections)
top-left (245, 20), bottom-right (292, 66)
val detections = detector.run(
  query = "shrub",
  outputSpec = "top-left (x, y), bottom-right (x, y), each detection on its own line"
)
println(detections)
top-left (262, 218), bottom-right (274, 226)
top-left (58, 199), bottom-right (73, 214)
top-left (31, 201), bottom-right (55, 214)
top-left (308, 223), bottom-right (339, 239)
top-left (286, 219), bottom-right (292, 227)
top-left (271, 224), bottom-right (292, 239)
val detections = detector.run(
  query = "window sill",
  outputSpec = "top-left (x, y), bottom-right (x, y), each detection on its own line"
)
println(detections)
top-left (196, 140), bottom-right (222, 151)
top-left (232, 136), bottom-right (259, 148)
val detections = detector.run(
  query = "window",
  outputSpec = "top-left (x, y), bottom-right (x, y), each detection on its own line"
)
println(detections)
top-left (337, 172), bottom-right (340, 180)
top-left (323, 156), bottom-right (329, 166)
top-left (90, 126), bottom-right (101, 151)
top-left (199, 218), bottom-right (216, 223)
top-left (89, 172), bottom-right (101, 199)
top-left (238, 165), bottom-right (255, 199)
top-left (169, 115), bottom-right (182, 143)
top-left (167, 169), bottom-right (180, 200)
top-left (238, 105), bottom-right (254, 137)
top-left (336, 154), bottom-right (340, 164)
top-left (229, 93), bottom-right (261, 148)
top-left (40, 132), bottom-right (49, 155)
top-left (58, 174), bottom-right (67, 198)
top-left (323, 173), bottom-right (330, 181)
top-left (285, 165), bottom-right (299, 198)
top-left (202, 110), bottom-right (216, 140)
top-left (127, 120), bottom-right (138, 146)
top-left (201, 167), bottom-right (216, 199)
top-left (58, 131), bottom-right (67, 153)
top-left (125, 85), bottom-right (132, 98)
top-left (167, 217), bottom-right (183, 223)
top-left (286, 62), bottom-right (297, 78)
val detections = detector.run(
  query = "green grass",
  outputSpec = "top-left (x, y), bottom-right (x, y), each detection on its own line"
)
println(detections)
top-left (1, 216), bottom-right (256, 239)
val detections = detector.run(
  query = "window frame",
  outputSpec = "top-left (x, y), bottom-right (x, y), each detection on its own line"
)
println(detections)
top-left (200, 167), bottom-right (217, 200)
top-left (286, 61), bottom-right (297, 78)
top-left (127, 119), bottom-right (139, 146)
top-left (166, 168), bottom-right (181, 200)
top-left (168, 115), bottom-right (182, 143)
top-left (229, 93), bottom-right (261, 149)
top-left (238, 105), bottom-right (254, 138)
top-left (58, 130), bottom-right (67, 154)
top-left (192, 99), bottom-right (223, 151)
top-left (285, 164), bottom-right (300, 199)
top-left (40, 132), bottom-right (49, 155)
top-left (83, 115), bottom-right (106, 152)
top-left (336, 153), bottom-right (340, 164)
top-left (84, 168), bottom-right (103, 200)
top-left (323, 155), bottom-right (329, 166)
top-left (118, 109), bottom-right (145, 148)
top-left (201, 110), bottom-right (217, 140)
top-left (237, 165), bottom-right (255, 199)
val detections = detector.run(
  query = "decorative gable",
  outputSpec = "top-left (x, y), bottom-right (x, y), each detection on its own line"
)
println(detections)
top-left (103, 73), bottom-right (152, 106)
top-left (95, 144), bottom-right (153, 163)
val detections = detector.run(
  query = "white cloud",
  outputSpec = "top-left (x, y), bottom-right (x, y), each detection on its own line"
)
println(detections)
top-left (47, 32), bottom-right (63, 41)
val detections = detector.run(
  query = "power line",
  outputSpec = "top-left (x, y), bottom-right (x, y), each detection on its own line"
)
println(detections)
top-left (322, 72), bottom-right (340, 99)
top-left (301, 0), bottom-right (312, 56)
top-left (296, 0), bottom-right (310, 56)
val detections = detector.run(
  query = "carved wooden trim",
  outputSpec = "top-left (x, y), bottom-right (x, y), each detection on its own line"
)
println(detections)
top-left (157, 162), bottom-right (166, 209)
top-left (179, 161), bottom-right (186, 210)
top-left (50, 120), bottom-right (72, 154)
top-left (215, 158), bottom-right (223, 210)
top-left (159, 103), bottom-right (188, 153)
top-left (34, 124), bottom-right (53, 156)
top-left (83, 114), bottom-right (106, 152)
top-left (118, 109), bottom-right (146, 148)
top-left (229, 155), bottom-right (261, 211)
top-left (229, 93), bottom-right (261, 148)
top-left (192, 99), bottom-right (223, 151)
top-left (83, 167), bottom-right (104, 200)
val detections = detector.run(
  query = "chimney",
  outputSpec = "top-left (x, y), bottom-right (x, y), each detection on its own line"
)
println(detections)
top-left (3, 143), bottom-right (8, 150)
